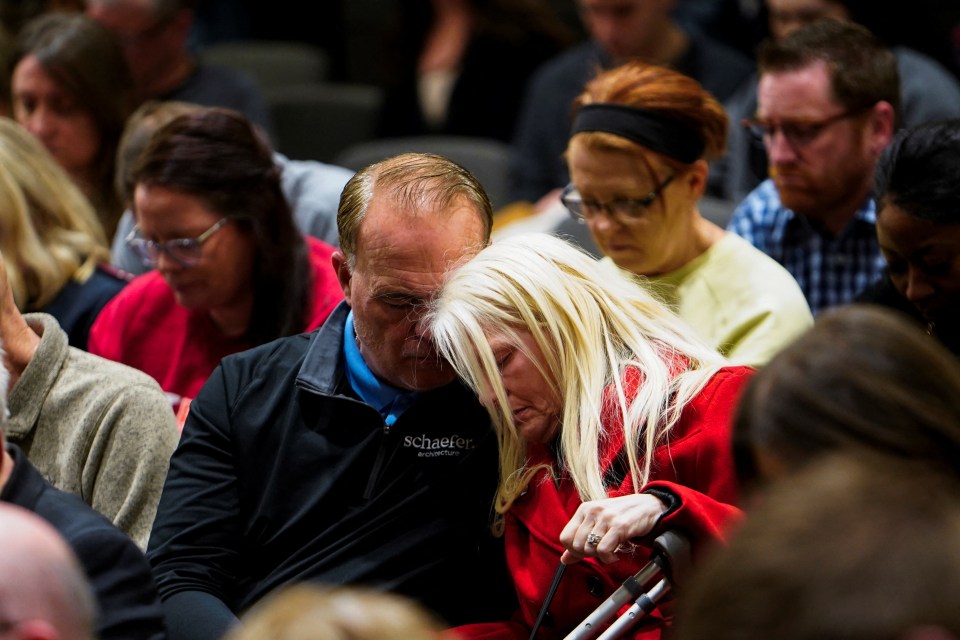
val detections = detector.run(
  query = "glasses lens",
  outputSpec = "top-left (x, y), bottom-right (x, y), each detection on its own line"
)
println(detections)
top-left (743, 120), bottom-right (767, 141)
top-left (165, 239), bottom-right (203, 267)
top-left (561, 187), bottom-right (586, 221)
top-left (128, 238), bottom-right (158, 267)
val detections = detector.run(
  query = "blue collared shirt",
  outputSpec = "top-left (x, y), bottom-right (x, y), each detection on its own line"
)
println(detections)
top-left (728, 179), bottom-right (886, 313)
top-left (342, 311), bottom-right (419, 426)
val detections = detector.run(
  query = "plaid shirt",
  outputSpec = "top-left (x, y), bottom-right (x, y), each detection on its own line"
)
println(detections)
top-left (728, 179), bottom-right (886, 313)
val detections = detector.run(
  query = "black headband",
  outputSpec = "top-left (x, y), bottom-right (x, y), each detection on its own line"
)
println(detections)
top-left (570, 103), bottom-right (706, 164)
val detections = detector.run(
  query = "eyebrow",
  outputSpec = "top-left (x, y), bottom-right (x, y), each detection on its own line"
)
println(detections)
top-left (373, 291), bottom-right (427, 305)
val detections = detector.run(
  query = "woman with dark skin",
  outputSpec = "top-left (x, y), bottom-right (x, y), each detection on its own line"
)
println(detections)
top-left (858, 118), bottom-right (960, 356)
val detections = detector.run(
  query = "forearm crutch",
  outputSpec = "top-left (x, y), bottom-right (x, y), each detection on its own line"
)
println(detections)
top-left (563, 530), bottom-right (690, 640)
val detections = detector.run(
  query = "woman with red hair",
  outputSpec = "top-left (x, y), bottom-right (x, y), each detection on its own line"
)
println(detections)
top-left (563, 61), bottom-right (812, 366)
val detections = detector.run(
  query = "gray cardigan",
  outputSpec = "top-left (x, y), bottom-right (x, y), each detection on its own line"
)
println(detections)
top-left (5, 313), bottom-right (179, 548)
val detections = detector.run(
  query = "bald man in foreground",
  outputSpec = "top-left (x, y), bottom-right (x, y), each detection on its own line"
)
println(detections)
top-left (0, 503), bottom-right (97, 640)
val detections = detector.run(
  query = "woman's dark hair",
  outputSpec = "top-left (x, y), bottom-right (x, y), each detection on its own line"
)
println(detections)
top-left (11, 11), bottom-right (135, 235)
top-left (732, 304), bottom-right (960, 489)
top-left (132, 107), bottom-right (312, 345)
top-left (874, 118), bottom-right (960, 224)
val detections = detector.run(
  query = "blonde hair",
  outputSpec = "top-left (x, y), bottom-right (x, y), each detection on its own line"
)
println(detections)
top-left (428, 233), bottom-right (725, 528)
top-left (0, 118), bottom-right (109, 310)
top-left (225, 584), bottom-right (446, 640)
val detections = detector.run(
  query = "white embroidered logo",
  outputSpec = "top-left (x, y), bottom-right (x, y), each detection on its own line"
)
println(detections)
top-left (403, 434), bottom-right (476, 458)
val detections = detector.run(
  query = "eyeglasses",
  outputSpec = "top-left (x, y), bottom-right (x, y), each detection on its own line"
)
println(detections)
top-left (741, 105), bottom-right (873, 148)
top-left (561, 174), bottom-right (675, 224)
top-left (126, 217), bottom-right (230, 268)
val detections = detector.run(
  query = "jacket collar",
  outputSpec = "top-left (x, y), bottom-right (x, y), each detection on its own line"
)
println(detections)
top-left (0, 443), bottom-right (46, 509)
top-left (296, 301), bottom-right (350, 395)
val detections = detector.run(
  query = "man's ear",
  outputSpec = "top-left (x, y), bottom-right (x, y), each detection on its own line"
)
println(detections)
top-left (867, 100), bottom-right (896, 157)
top-left (331, 251), bottom-right (352, 304)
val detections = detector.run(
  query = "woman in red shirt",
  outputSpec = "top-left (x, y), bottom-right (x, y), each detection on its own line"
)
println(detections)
top-left (428, 233), bottom-right (752, 639)
top-left (89, 108), bottom-right (343, 413)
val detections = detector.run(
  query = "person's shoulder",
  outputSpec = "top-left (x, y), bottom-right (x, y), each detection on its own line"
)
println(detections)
top-left (32, 478), bottom-right (126, 546)
top-left (689, 31), bottom-right (753, 69)
top-left (528, 40), bottom-right (598, 88)
top-left (89, 271), bottom-right (178, 337)
top-left (88, 263), bottom-right (130, 290)
top-left (712, 233), bottom-right (792, 276)
top-left (705, 365), bottom-right (756, 397)
top-left (221, 329), bottom-right (316, 377)
top-left (56, 344), bottom-right (179, 427)
top-left (64, 345), bottom-right (172, 393)
top-left (731, 180), bottom-right (782, 221)
top-left (277, 154), bottom-right (355, 186)
top-left (894, 46), bottom-right (960, 84)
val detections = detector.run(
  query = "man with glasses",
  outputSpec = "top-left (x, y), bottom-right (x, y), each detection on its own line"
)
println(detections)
top-left (719, 0), bottom-right (960, 204)
top-left (85, 0), bottom-right (272, 136)
top-left (727, 19), bottom-right (897, 312)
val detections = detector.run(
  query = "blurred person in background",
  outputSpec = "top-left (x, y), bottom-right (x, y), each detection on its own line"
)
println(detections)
top-left (0, 117), bottom-right (125, 351)
top-left (110, 100), bottom-right (353, 275)
top-left (507, 0), bottom-right (753, 207)
top-left (86, 0), bottom-right (272, 135)
top-left (376, 0), bottom-right (573, 142)
top-left (89, 107), bottom-right (343, 414)
top-left (720, 0), bottom-right (960, 204)
top-left (225, 584), bottom-right (447, 640)
top-left (10, 11), bottom-right (136, 239)
top-left (563, 61), bottom-right (811, 366)
top-left (859, 118), bottom-right (960, 356)
top-left (727, 20), bottom-right (897, 313)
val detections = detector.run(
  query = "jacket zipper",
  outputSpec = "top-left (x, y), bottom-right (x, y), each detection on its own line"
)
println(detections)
top-left (363, 421), bottom-right (391, 500)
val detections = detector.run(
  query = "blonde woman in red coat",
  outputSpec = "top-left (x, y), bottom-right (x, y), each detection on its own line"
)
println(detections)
top-left (428, 233), bottom-right (752, 640)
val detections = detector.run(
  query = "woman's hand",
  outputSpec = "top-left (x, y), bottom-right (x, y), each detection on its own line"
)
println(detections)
top-left (559, 493), bottom-right (668, 565)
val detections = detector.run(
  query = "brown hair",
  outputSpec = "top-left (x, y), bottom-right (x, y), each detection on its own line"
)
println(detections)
top-left (11, 11), bottom-right (135, 237)
top-left (732, 304), bottom-right (960, 489)
top-left (758, 18), bottom-right (901, 120)
top-left (134, 107), bottom-right (311, 345)
top-left (675, 453), bottom-right (960, 640)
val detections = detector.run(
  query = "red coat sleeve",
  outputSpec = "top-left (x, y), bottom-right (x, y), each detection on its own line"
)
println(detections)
top-left (640, 366), bottom-right (753, 549)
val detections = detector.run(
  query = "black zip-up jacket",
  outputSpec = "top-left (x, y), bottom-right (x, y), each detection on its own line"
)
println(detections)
top-left (3, 444), bottom-right (167, 640)
top-left (147, 303), bottom-right (514, 640)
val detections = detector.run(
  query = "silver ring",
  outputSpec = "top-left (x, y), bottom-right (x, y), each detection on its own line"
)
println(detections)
top-left (586, 533), bottom-right (602, 546)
